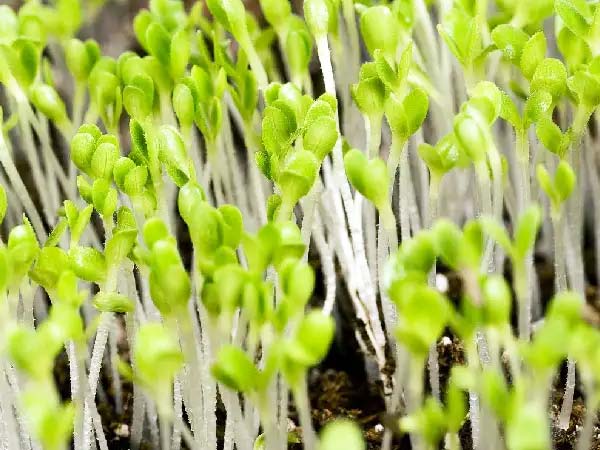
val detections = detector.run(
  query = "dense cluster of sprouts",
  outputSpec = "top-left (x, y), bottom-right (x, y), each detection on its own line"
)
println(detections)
top-left (1, 0), bottom-right (600, 449)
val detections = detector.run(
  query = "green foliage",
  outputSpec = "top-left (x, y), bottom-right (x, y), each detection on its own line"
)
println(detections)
top-left (319, 419), bottom-right (365, 450)
top-left (491, 25), bottom-right (529, 64)
top-left (282, 310), bottom-right (334, 383)
top-left (133, 323), bottom-right (183, 415)
top-left (438, 6), bottom-right (485, 72)
top-left (146, 221), bottom-right (191, 316)
top-left (479, 205), bottom-right (542, 263)
top-left (537, 161), bottom-right (576, 212)
top-left (418, 134), bottom-right (465, 180)
top-left (3, 2), bottom-right (600, 450)
top-left (344, 149), bottom-right (388, 209)
top-left (304, 0), bottom-right (337, 37)
top-left (385, 88), bottom-right (429, 141)
top-left (212, 345), bottom-right (260, 393)
top-left (359, 5), bottom-right (399, 59)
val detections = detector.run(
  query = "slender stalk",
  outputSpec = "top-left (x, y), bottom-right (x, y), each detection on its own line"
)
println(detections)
top-left (552, 211), bottom-right (567, 292)
top-left (514, 262), bottom-right (531, 341)
top-left (176, 313), bottom-right (204, 447)
top-left (590, 117), bottom-right (600, 291)
top-left (67, 341), bottom-right (86, 450)
top-left (160, 415), bottom-right (170, 450)
top-left (109, 321), bottom-right (122, 414)
top-left (243, 125), bottom-right (268, 226)
top-left (313, 223), bottom-right (336, 315)
top-left (293, 380), bottom-right (316, 450)
top-left (173, 415), bottom-right (200, 450)
top-left (399, 144), bottom-right (412, 242)
top-left (576, 379), bottom-right (597, 450)
top-left (466, 342), bottom-right (481, 450)
top-left (559, 357), bottom-right (577, 430)
top-left (377, 223), bottom-right (397, 341)
top-left (0, 363), bottom-right (21, 450)
top-left (82, 312), bottom-right (112, 450)
top-left (300, 184), bottom-right (320, 256)
top-left (0, 132), bottom-right (46, 239)
top-left (474, 160), bottom-right (493, 273)
top-left (427, 175), bottom-right (441, 400)
top-left (242, 41), bottom-right (268, 91)
top-left (366, 115), bottom-right (383, 158)
top-left (382, 346), bottom-right (409, 450)
top-left (406, 357), bottom-right (426, 450)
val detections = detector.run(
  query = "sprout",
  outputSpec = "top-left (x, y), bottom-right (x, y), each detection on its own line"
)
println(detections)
top-left (319, 419), bottom-right (365, 450)
top-left (3, 2), bottom-right (600, 450)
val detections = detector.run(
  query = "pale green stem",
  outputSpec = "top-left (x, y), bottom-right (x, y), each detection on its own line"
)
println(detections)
top-left (81, 312), bottom-right (112, 450)
top-left (399, 144), bottom-right (411, 242)
top-left (36, 115), bottom-right (60, 214)
top-left (222, 106), bottom-right (250, 218)
top-left (160, 414), bottom-right (170, 450)
top-left (558, 108), bottom-right (590, 428)
top-left (576, 379), bottom-right (597, 450)
top-left (72, 82), bottom-right (86, 129)
top-left (242, 39), bottom-right (268, 91)
top-left (67, 341), bottom-right (86, 450)
top-left (0, 150), bottom-right (41, 231)
top-left (366, 114), bottom-right (382, 158)
top-left (515, 129), bottom-right (531, 212)
top-left (382, 346), bottom-right (409, 450)
top-left (341, 0), bottom-right (361, 75)
top-left (206, 141), bottom-right (226, 206)
top-left (243, 124), bottom-right (268, 225)
top-left (427, 175), bottom-right (441, 401)
top-left (406, 357), bottom-right (426, 450)
top-left (377, 219), bottom-right (397, 343)
top-left (380, 204), bottom-right (398, 251)
top-left (0, 361), bottom-right (21, 450)
top-left (173, 414), bottom-right (200, 450)
top-left (586, 120), bottom-right (600, 292)
top-left (559, 359), bottom-right (577, 430)
top-left (275, 198), bottom-right (295, 222)
top-left (445, 433), bottom-right (462, 450)
top-left (293, 380), bottom-right (316, 450)
top-left (474, 160), bottom-right (493, 266)
top-left (257, 390), bottom-right (278, 450)
top-left (175, 313), bottom-right (204, 446)
top-left (109, 321), bottom-right (122, 414)
top-left (315, 34), bottom-right (381, 342)
top-left (387, 136), bottom-right (407, 181)
top-left (365, 199), bottom-right (377, 288)
top-left (488, 144), bottom-right (504, 271)
top-left (514, 261), bottom-right (530, 341)
top-left (313, 223), bottom-right (336, 315)
top-left (465, 340), bottom-right (481, 450)
top-left (15, 100), bottom-right (50, 219)
top-left (552, 211), bottom-right (567, 292)
top-left (300, 183), bottom-right (320, 256)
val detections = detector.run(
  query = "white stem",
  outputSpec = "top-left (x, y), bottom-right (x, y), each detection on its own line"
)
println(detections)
top-left (0, 133), bottom-right (46, 240)
top-left (0, 364), bottom-right (20, 450)
top-left (109, 321), bottom-right (122, 414)
top-left (293, 381), bottom-right (316, 450)
top-left (82, 313), bottom-right (112, 450)
top-left (399, 147), bottom-right (411, 242)
top-left (313, 222), bottom-right (336, 315)
top-left (171, 378), bottom-right (182, 450)
top-left (558, 359), bottom-right (577, 430)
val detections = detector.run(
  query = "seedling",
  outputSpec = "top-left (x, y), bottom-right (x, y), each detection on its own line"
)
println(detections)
top-left (2, 1), bottom-right (600, 450)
